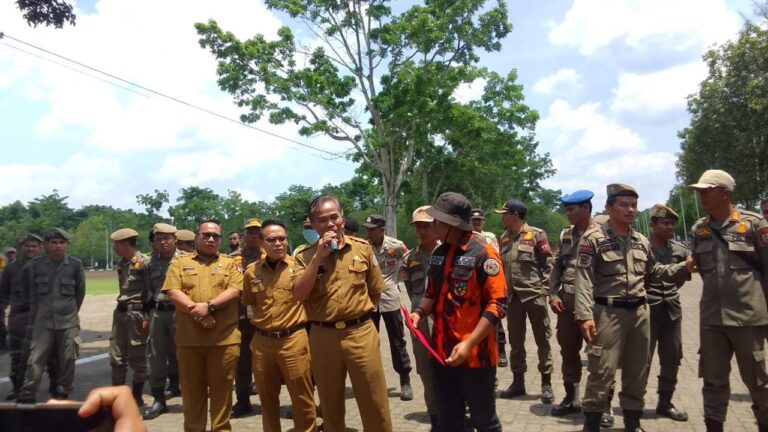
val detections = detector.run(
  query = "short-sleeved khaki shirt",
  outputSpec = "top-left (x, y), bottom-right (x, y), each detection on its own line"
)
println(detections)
top-left (499, 224), bottom-right (553, 302)
top-left (294, 235), bottom-right (386, 322)
top-left (242, 255), bottom-right (306, 332)
top-left (162, 252), bottom-right (243, 347)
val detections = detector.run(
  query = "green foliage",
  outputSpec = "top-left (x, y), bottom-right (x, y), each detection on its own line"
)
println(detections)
top-left (15, 0), bottom-right (76, 28)
top-left (195, 0), bottom-right (551, 234)
top-left (677, 15), bottom-right (768, 207)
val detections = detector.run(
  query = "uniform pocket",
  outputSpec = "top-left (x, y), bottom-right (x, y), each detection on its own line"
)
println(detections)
top-left (631, 249), bottom-right (648, 275)
top-left (598, 249), bottom-right (624, 276)
top-left (694, 241), bottom-right (715, 272)
top-left (180, 270), bottom-right (197, 290)
top-left (348, 260), bottom-right (369, 289)
top-left (60, 277), bottom-right (76, 296)
top-left (586, 344), bottom-right (603, 374)
top-left (35, 275), bottom-right (50, 294)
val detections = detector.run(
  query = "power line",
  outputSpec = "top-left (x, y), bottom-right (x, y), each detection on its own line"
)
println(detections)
top-left (0, 31), bottom-right (355, 166)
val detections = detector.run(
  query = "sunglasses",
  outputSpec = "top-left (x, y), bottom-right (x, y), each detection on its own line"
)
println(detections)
top-left (264, 236), bottom-right (288, 244)
top-left (200, 232), bottom-right (222, 240)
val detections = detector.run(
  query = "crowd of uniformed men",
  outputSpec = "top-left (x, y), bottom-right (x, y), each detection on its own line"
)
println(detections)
top-left (1, 168), bottom-right (768, 432)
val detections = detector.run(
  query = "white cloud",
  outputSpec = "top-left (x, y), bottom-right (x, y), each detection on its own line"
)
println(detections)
top-left (537, 99), bottom-right (676, 207)
top-left (611, 62), bottom-right (707, 114)
top-left (452, 78), bottom-right (487, 104)
top-left (549, 0), bottom-right (741, 56)
top-left (532, 68), bottom-right (581, 95)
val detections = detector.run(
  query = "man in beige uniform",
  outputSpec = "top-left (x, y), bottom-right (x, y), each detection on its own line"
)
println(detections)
top-left (243, 219), bottom-right (315, 432)
top-left (495, 199), bottom-right (555, 404)
top-left (688, 170), bottom-right (768, 432)
top-left (646, 204), bottom-right (690, 422)
top-left (110, 228), bottom-right (152, 406)
top-left (400, 206), bottom-right (439, 428)
top-left (163, 220), bottom-right (243, 432)
top-left (293, 195), bottom-right (392, 432)
top-left (575, 184), bottom-right (691, 432)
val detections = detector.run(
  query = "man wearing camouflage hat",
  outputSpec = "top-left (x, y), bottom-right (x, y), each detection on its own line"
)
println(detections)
top-left (17, 228), bottom-right (85, 403)
top-left (110, 228), bottom-right (152, 406)
top-left (688, 169), bottom-right (768, 431)
top-left (646, 204), bottom-right (690, 422)
top-left (575, 184), bottom-right (691, 432)
top-left (143, 223), bottom-right (180, 419)
top-left (364, 214), bottom-right (413, 401)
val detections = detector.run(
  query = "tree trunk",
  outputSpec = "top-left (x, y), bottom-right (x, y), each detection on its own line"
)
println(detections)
top-left (383, 178), bottom-right (398, 238)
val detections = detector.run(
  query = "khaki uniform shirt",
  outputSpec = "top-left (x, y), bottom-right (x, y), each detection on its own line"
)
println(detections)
top-left (23, 255), bottom-right (85, 329)
top-left (371, 235), bottom-right (407, 313)
top-left (400, 242), bottom-right (440, 311)
top-left (499, 224), bottom-right (553, 302)
top-left (574, 221), bottom-right (688, 321)
top-left (295, 235), bottom-right (386, 322)
top-left (691, 208), bottom-right (768, 327)
top-left (242, 255), bottom-right (307, 332)
top-left (647, 239), bottom-right (691, 320)
top-left (148, 253), bottom-right (175, 302)
top-left (116, 252), bottom-right (151, 305)
top-left (162, 252), bottom-right (243, 347)
top-left (549, 225), bottom-right (586, 302)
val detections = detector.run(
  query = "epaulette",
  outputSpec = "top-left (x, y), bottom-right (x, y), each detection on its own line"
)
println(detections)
top-left (68, 255), bottom-right (83, 265)
top-left (740, 209), bottom-right (763, 220)
top-left (583, 224), bottom-right (602, 239)
top-left (529, 225), bottom-right (545, 234)
top-left (346, 235), bottom-right (368, 245)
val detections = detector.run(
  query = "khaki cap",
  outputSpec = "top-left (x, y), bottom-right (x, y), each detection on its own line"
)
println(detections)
top-left (3, 247), bottom-right (16, 254)
top-left (175, 230), bottom-right (196, 241)
top-left (44, 228), bottom-right (70, 241)
top-left (606, 183), bottom-right (638, 198)
top-left (410, 206), bottom-right (434, 224)
top-left (152, 223), bottom-right (177, 235)
top-left (688, 169), bottom-right (735, 191)
top-left (243, 218), bottom-right (262, 229)
top-left (110, 228), bottom-right (139, 241)
top-left (650, 204), bottom-right (679, 220)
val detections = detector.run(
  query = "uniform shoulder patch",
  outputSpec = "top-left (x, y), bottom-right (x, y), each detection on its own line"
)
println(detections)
top-left (758, 227), bottom-right (768, 247)
top-left (483, 258), bottom-right (501, 276)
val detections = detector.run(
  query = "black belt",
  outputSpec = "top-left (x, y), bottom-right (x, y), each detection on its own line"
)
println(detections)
top-left (312, 313), bottom-right (371, 329)
top-left (594, 297), bottom-right (647, 309)
top-left (115, 303), bottom-right (145, 313)
top-left (254, 323), bottom-right (306, 339)
top-left (154, 302), bottom-right (175, 311)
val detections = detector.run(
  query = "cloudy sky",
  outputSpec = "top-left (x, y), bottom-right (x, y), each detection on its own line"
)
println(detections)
top-left (0, 0), bottom-right (755, 212)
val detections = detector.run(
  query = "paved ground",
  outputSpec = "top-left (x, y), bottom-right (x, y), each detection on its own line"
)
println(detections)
top-left (0, 275), bottom-right (761, 431)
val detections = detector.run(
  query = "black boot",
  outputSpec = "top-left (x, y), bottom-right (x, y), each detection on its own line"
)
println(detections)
top-left (164, 373), bottom-right (181, 399)
top-left (656, 391), bottom-right (688, 421)
top-left (500, 373), bottom-right (526, 399)
top-left (132, 381), bottom-right (145, 407)
top-left (142, 387), bottom-right (168, 420)
top-left (400, 374), bottom-right (413, 401)
top-left (704, 418), bottom-right (723, 432)
top-left (541, 373), bottom-right (555, 404)
top-left (231, 398), bottom-right (253, 418)
top-left (498, 346), bottom-right (509, 368)
top-left (429, 414), bottom-right (438, 432)
top-left (623, 409), bottom-right (646, 432)
top-left (759, 423), bottom-right (768, 432)
top-left (551, 382), bottom-right (581, 416)
top-left (5, 388), bottom-right (19, 401)
top-left (583, 411), bottom-right (602, 432)
top-left (601, 385), bottom-right (615, 428)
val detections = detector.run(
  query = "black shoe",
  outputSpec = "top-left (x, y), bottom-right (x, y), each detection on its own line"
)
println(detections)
top-left (164, 386), bottom-right (181, 399)
top-left (5, 390), bottom-right (19, 401)
top-left (231, 400), bottom-right (253, 418)
top-left (583, 411), bottom-right (602, 432)
top-left (623, 409), bottom-right (645, 432)
top-left (16, 396), bottom-right (35, 404)
top-left (498, 352), bottom-right (509, 368)
top-left (600, 410), bottom-right (614, 429)
top-left (143, 399), bottom-right (168, 420)
top-left (541, 383), bottom-right (555, 404)
top-left (499, 381), bottom-right (526, 399)
top-left (551, 397), bottom-right (581, 416)
top-left (656, 402), bottom-right (688, 422)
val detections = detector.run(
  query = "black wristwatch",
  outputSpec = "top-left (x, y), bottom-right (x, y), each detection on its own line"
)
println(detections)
top-left (207, 302), bottom-right (216, 314)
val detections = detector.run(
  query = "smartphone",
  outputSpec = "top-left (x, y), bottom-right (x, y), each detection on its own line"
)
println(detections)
top-left (0, 402), bottom-right (115, 432)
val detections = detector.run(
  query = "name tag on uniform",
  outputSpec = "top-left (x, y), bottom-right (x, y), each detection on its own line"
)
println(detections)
top-left (454, 256), bottom-right (476, 267)
top-left (430, 256), bottom-right (445, 265)
top-left (182, 266), bottom-right (195, 270)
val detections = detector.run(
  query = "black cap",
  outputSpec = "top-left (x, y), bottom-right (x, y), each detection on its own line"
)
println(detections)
top-left (363, 214), bottom-right (386, 229)
top-left (344, 217), bottom-right (360, 234)
top-left (425, 192), bottom-right (473, 232)
top-left (43, 227), bottom-right (70, 242)
top-left (470, 208), bottom-right (485, 219)
top-left (494, 199), bottom-right (527, 216)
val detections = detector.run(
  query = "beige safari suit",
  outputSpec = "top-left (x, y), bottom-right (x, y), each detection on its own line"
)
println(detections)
top-left (500, 224), bottom-right (554, 375)
top-left (162, 252), bottom-right (243, 432)
top-left (295, 235), bottom-right (392, 432)
top-left (692, 209), bottom-right (768, 424)
top-left (243, 255), bottom-right (315, 432)
top-left (574, 221), bottom-right (688, 412)
top-left (111, 252), bottom-right (151, 385)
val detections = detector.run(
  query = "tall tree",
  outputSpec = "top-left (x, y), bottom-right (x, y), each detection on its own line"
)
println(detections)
top-left (677, 9), bottom-right (768, 207)
top-left (136, 189), bottom-right (170, 218)
top-left (195, 0), bottom-right (548, 235)
top-left (15, 0), bottom-right (76, 28)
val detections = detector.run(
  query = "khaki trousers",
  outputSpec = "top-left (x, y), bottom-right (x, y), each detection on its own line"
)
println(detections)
top-left (148, 308), bottom-right (177, 389)
top-left (583, 303), bottom-right (650, 412)
top-left (699, 325), bottom-right (768, 424)
top-left (19, 326), bottom-right (79, 399)
top-left (507, 294), bottom-right (553, 374)
top-left (555, 292), bottom-right (583, 384)
top-left (649, 302), bottom-right (682, 394)
top-left (177, 344), bottom-right (239, 432)
top-left (309, 319), bottom-right (392, 432)
top-left (251, 328), bottom-right (316, 432)
top-left (410, 316), bottom-right (437, 416)
top-left (110, 309), bottom-right (148, 385)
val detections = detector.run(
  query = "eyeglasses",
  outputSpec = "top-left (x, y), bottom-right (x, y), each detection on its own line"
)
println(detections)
top-left (264, 236), bottom-right (288, 244)
top-left (200, 232), bottom-right (222, 240)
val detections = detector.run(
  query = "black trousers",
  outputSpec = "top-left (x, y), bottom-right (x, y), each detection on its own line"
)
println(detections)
top-left (372, 310), bottom-right (412, 376)
top-left (432, 363), bottom-right (502, 432)
top-left (235, 319), bottom-right (256, 402)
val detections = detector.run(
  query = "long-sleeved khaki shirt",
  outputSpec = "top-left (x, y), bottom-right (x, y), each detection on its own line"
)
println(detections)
top-left (499, 224), bottom-right (553, 303)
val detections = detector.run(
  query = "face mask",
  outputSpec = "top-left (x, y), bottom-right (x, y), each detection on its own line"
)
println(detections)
top-left (303, 229), bottom-right (320, 244)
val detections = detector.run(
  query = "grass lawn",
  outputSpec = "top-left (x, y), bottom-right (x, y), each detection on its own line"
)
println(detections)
top-left (86, 272), bottom-right (118, 296)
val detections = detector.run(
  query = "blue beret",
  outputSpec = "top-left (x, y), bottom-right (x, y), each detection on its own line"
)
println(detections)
top-left (561, 190), bottom-right (594, 205)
